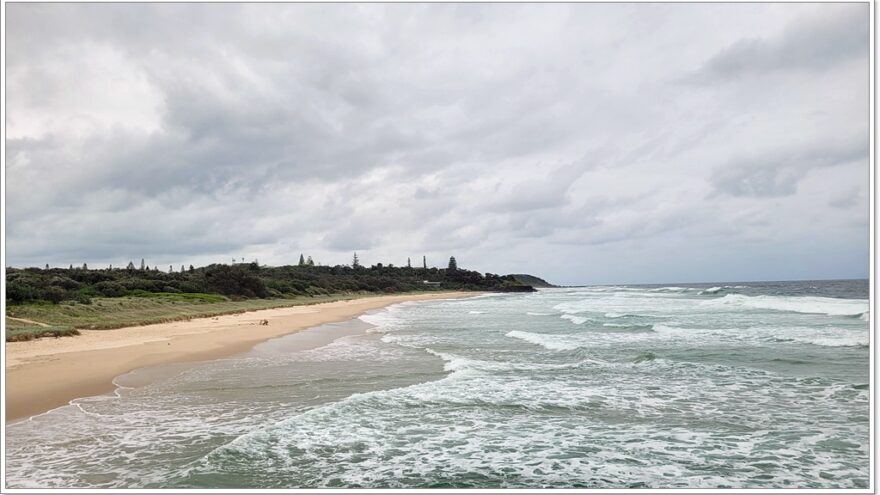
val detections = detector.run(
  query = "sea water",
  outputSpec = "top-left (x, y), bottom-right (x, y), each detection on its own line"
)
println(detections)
top-left (5, 280), bottom-right (870, 488)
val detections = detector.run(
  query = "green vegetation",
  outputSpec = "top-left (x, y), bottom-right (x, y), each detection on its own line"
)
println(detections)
top-left (6, 259), bottom-right (540, 340)
top-left (509, 274), bottom-right (556, 288)
top-left (5, 317), bottom-right (79, 342)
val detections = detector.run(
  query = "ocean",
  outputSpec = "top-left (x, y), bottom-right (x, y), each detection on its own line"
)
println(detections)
top-left (5, 280), bottom-right (871, 489)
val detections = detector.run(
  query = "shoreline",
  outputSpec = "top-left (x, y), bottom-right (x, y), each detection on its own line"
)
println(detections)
top-left (5, 291), bottom-right (481, 422)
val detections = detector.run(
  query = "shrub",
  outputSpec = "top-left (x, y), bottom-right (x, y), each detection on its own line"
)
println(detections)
top-left (94, 281), bottom-right (127, 297)
top-left (49, 276), bottom-right (81, 290)
top-left (43, 286), bottom-right (67, 304)
top-left (204, 265), bottom-right (268, 298)
top-left (6, 280), bottom-right (39, 303)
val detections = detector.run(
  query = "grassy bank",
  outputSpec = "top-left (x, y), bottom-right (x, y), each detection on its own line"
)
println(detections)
top-left (5, 292), bottom-right (391, 341)
top-left (5, 317), bottom-right (80, 342)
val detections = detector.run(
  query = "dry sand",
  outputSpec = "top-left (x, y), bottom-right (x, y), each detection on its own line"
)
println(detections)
top-left (5, 292), bottom-right (479, 422)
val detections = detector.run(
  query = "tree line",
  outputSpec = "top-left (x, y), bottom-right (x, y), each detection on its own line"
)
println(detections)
top-left (5, 257), bottom-right (534, 305)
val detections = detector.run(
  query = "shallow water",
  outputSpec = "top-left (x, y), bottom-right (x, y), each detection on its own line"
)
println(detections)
top-left (5, 280), bottom-right (870, 488)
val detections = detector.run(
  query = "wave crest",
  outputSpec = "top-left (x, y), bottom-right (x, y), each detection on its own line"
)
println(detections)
top-left (505, 330), bottom-right (581, 351)
top-left (700, 294), bottom-right (868, 316)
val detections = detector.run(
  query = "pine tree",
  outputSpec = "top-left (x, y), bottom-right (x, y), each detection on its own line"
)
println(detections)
top-left (307, 256), bottom-right (315, 266)
top-left (169, 265), bottom-right (173, 273)
top-left (69, 264), bottom-right (73, 270)
top-left (352, 252), bottom-right (360, 268)
top-left (181, 265), bottom-right (185, 273)
top-left (127, 261), bottom-right (135, 270)
top-left (423, 256), bottom-right (427, 269)
top-left (109, 264), bottom-right (113, 270)
top-left (407, 257), bottom-right (411, 268)
top-left (140, 258), bottom-right (145, 270)
top-left (82, 263), bottom-right (88, 270)
top-left (45, 264), bottom-right (49, 270)
top-left (298, 254), bottom-right (305, 266)
top-left (448, 256), bottom-right (457, 271)
top-left (189, 265), bottom-right (195, 273)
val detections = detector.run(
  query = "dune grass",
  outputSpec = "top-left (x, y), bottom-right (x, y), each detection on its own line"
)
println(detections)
top-left (5, 317), bottom-right (80, 342)
top-left (5, 292), bottom-right (377, 340)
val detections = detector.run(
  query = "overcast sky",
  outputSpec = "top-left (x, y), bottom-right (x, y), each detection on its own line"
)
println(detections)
top-left (6, 3), bottom-right (870, 285)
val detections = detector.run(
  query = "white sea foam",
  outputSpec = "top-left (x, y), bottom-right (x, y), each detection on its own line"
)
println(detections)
top-left (424, 348), bottom-right (482, 373)
top-left (5, 282), bottom-right (870, 490)
top-left (185, 341), bottom-right (867, 489)
top-left (604, 312), bottom-right (629, 318)
top-left (357, 308), bottom-right (401, 329)
top-left (774, 327), bottom-right (869, 348)
top-left (794, 336), bottom-right (868, 348)
top-left (647, 286), bottom-right (693, 293)
top-left (505, 330), bottom-right (581, 351)
top-left (649, 323), bottom-right (869, 348)
top-left (298, 335), bottom-right (411, 362)
top-left (553, 296), bottom-right (685, 318)
top-left (700, 294), bottom-right (868, 316)
top-left (560, 314), bottom-right (588, 325)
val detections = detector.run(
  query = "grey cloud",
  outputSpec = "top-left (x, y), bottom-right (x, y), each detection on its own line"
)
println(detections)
top-left (711, 135), bottom-right (868, 197)
top-left (829, 187), bottom-right (861, 209)
top-left (692, 5), bottom-right (868, 82)
top-left (485, 163), bottom-right (585, 213)
top-left (321, 223), bottom-right (378, 252)
top-left (5, 3), bottom-right (869, 283)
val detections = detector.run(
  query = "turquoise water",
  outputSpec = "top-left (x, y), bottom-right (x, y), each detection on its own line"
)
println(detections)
top-left (5, 280), bottom-right (870, 488)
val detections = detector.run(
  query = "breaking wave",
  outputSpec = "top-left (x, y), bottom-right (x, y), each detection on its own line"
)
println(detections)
top-left (700, 294), bottom-right (868, 316)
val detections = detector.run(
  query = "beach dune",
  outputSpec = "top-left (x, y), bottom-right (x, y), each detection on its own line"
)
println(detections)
top-left (5, 292), bottom-right (478, 422)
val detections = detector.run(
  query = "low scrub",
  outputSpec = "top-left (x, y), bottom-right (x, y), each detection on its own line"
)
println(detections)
top-left (6, 325), bottom-right (80, 342)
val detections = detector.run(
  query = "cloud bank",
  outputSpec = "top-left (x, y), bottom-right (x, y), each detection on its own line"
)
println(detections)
top-left (6, 3), bottom-right (869, 284)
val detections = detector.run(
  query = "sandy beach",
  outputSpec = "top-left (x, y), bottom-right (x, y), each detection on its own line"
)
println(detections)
top-left (5, 292), bottom-right (479, 422)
